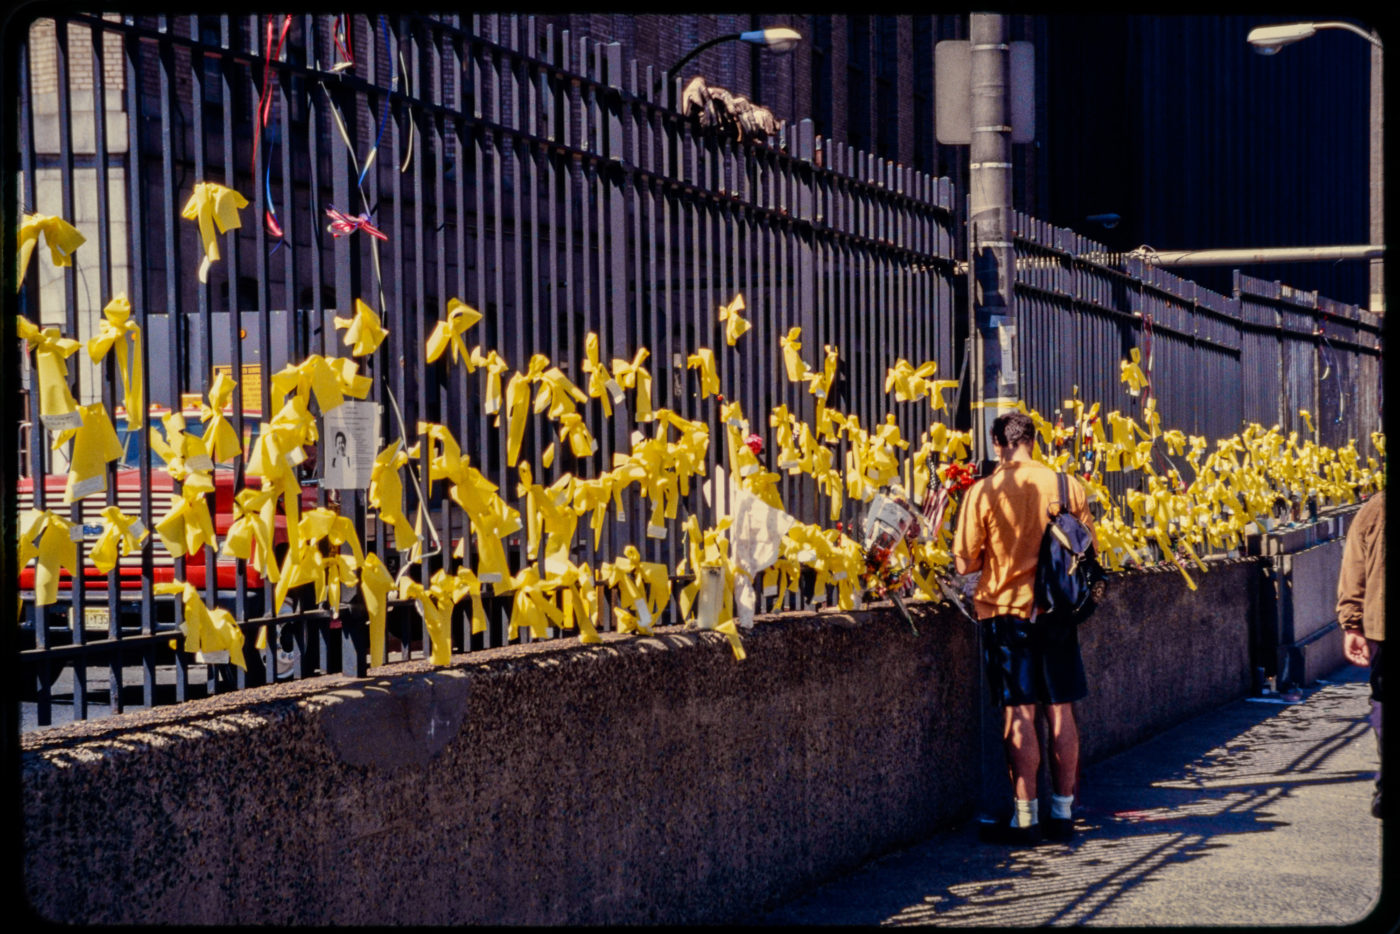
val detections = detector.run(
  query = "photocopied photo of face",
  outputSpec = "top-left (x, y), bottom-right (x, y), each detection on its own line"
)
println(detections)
top-left (322, 401), bottom-right (379, 490)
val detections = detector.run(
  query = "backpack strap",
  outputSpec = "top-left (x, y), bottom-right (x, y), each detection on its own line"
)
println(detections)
top-left (1053, 469), bottom-right (1069, 518)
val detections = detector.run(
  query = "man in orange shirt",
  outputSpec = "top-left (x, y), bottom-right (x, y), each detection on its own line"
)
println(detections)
top-left (953, 411), bottom-right (1098, 845)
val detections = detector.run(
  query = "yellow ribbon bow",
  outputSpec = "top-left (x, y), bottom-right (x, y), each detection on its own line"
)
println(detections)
top-left (687, 348), bottom-right (720, 398)
top-left (544, 411), bottom-right (597, 468)
top-left (780, 326), bottom-right (809, 383)
top-left (273, 507), bottom-right (364, 614)
top-left (86, 294), bottom-right (145, 431)
top-left (360, 552), bottom-right (397, 667)
top-left (155, 580), bottom-right (247, 669)
top-left (425, 297), bottom-right (482, 364)
top-left (1120, 347), bottom-right (1149, 397)
top-left (17, 213), bottom-right (85, 288)
top-left (21, 510), bottom-right (80, 606)
top-left (200, 371), bottom-right (243, 463)
top-left (611, 347), bottom-right (654, 421)
top-left (368, 441), bottom-right (420, 552)
top-left (16, 315), bottom-right (83, 431)
top-left (334, 298), bottom-right (388, 357)
top-left (806, 344), bottom-right (839, 400)
top-left (719, 292), bottom-right (751, 346)
top-left (270, 354), bottom-right (372, 414)
top-left (180, 182), bottom-right (248, 283)
top-left (469, 346), bottom-right (511, 416)
top-left (220, 483), bottom-right (281, 583)
top-left (534, 363), bottom-right (588, 421)
top-left (89, 505), bottom-right (149, 574)
top-left (502, 354), bottom-right (550, 466)
top-left (65, 402), bottom-right (125, 503)
top-left (583, 332), bottom-right (620, 416)
top-left (397, 570), bottom-right (458, 666)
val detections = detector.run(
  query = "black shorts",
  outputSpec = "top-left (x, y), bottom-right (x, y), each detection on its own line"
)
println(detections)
top-left (981, 614), bottom-right (1088, 707)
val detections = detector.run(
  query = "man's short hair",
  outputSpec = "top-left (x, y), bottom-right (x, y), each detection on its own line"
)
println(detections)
top-left (991, 411), bottom-right (1036, 450)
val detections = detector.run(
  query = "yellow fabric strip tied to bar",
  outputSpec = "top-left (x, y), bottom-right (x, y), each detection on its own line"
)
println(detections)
top-left (86, 294), bottom-right (145, 431)
top-left (180, 182), bottom-right (248, 283)
top-left (17, 212), bottom-right (85, 288)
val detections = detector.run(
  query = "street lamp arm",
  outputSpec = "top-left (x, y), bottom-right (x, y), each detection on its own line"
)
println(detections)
top-left (661, 33), bottom-right (742, 87)
top-left (1313, 21), bottom-right (1384, 48)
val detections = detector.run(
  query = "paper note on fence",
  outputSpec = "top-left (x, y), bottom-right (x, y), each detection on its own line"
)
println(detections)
top-left (322, 400), bottom-right (380, 490)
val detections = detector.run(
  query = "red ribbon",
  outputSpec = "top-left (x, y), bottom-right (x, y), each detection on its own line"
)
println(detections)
top-left (325, 207), bottom-right (388, 241)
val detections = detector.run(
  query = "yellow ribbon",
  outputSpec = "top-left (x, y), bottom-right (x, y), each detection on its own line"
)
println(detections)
top-left (155, 580), bottom-right (247, 669)
top-left (22, 510), bottom-right (80, 606)
top-left (582, 332), bottom-right (619, 416)
top-left (611, 347), bottom-right (654, 421)
top-left (65, 402), bottom-right (125, 503)
top-left (220, 483), bottom-right (281, 583)
top-left (368, 440), bottom-right (420, 552)
top-left (425, 297), bottom-right (482, 364)
top-left (200, 371), bottom-right (243, 463)
top-left (89, 505), bottom-right (149, 574)
top-left (334, 298), bottom-right (388, 357)
top-left (397, 571), bottom-right (457, 666)
top-left (719, 292), bottom-right (751, 346)
top-left (780, 326), bottom-right (809, 383)
top-left (359, 552), bottom-right (397, 667)
top-left (86, 294), bottom-right (145, 431)
top-left (16, 315), bottom-right (83, 430)
top-left (687, 348), bottom-right (720, 398)
top-left (1120, 347), bottom-right (1149, 397)
top-left (180, 182), bottom-right (248, 283)
top-left (469, 346), bottom-right (511, 416)
top-left (17, 213), bottom-right (86, 288)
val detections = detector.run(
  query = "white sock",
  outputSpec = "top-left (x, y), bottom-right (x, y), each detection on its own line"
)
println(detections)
top-left (1011, 798), bottom-right (1039, 828)
top-left (1050, 793), bottom-right (1074, 820)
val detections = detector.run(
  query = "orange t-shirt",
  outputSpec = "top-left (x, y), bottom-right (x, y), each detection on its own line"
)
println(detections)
top-left (952, 459), bottom-right (1098, 620)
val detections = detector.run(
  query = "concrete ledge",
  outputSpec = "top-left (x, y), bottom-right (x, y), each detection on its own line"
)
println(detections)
top-left (22, 558), bottom-right (1268, 925)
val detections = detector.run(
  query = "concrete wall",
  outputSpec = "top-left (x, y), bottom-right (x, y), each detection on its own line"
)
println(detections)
top-left (22, 558), bottom-right (1266, 926)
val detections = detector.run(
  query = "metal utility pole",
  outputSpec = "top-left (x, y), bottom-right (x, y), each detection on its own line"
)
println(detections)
top-left (968, 13), bottom-right (1016, 465)
top-left (1370, 41), bottom-right (1384, 313)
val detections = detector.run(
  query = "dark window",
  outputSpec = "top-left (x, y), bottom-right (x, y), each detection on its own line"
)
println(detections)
top-left (912, 16), bottom-right (933, 174)
top-left (810, 15), bottom-right (832, 140)
top-left (846, 16), bottom-right (870, 153)
top-left (874, 16), bottom-right (898, 160)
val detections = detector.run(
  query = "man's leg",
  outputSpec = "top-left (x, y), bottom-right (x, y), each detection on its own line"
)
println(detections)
top-left (1003, 703), bottom-right (1040, 812)
top-left (1045, 702), bottom-right (1080, 798)
top-left (1370, 640), bottom-right (1382, 818)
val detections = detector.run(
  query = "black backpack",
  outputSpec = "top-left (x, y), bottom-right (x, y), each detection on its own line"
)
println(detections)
top-left (1034, 471), bottom-right (1106, 624)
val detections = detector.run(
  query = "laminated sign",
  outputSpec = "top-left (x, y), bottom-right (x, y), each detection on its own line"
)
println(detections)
top-left (322, 400), bottom-right (380, 490)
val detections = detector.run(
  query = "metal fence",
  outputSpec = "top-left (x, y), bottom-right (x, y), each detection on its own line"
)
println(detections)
top-left (11, 12), bottom-right (1383, 729)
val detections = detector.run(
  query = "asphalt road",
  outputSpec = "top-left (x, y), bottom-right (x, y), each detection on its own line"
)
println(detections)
top-left (748, 665), bottom-right (1386, 927)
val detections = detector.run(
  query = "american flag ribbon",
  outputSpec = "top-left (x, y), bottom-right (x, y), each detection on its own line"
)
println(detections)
top-left (325, 206), bottom-right (388, 241)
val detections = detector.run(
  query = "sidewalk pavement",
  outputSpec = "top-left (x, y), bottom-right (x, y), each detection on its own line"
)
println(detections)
top-left (749, 664), bottom-right (1386, 927)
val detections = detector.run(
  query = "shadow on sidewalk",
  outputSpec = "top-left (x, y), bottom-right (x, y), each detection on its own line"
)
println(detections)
top-left (753, 673), bottom-right (1378, 927)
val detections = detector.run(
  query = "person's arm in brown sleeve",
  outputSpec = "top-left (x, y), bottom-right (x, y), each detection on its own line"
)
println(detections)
top-left (1336, 503), bottom-right (1374, 666)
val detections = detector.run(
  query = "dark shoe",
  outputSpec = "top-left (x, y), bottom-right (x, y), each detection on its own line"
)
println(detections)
top-left (1044, 817), bottom-right (1076, 843)
top-left (979, 821), bottom-right (1043, 846)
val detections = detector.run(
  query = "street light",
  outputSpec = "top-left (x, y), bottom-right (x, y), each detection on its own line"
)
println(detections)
top-left (1246, 21), bottom-right (1382, 54)
top-left (658, 27), bottom-right (802, 102)
top-left (1247, 20), bottom-right (1385, 313)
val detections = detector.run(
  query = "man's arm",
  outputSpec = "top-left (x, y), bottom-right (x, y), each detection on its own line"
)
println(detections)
top-left (952, 485), bottom-right (984, 575)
